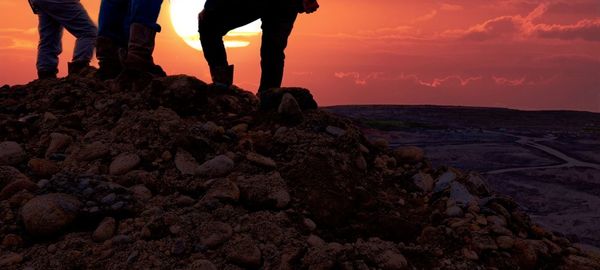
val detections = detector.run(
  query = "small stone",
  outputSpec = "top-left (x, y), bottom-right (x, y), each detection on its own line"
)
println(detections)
top-left (278, 93), bottom-right (303, 122)
top-left (2, 234), bottom-right (23, 247)
top-left (490, 225), bottom-right (513, 236)
top-left (75, 142), bottom-right (110, 161)
top-left (462, 248), bottom-right (479, 260)
top-left (355, 155), bottom-right (368, 171)
top-left (28, 158), bottom-right (60, 177)
top-left (0, 166), bottom-right (28, 190)
top-left (433, 171), bottom-right (456, 193)
top-left (172, 239), bottom-right (186, 255)
top-left (325, 126), bottom-right (346, 137)
top-left (445, 206), bottom-right (463, 217)
top-left (393, 146), bottom-right (424, 164)
top-left (0, 252), bottom-right (23, 267)
top-left (170, 225), bottom-right (182, 235)
top-left (204, 179), bottom-right (240, 202)
top-left (227, 236), bottom-right (262, 268)
top-left (514, 239), bottom-right (538, 269)
top-left (198, 155), bottom-right (235, 177)
top-left (372, 138), bottom-right (389, 151)
top-left (199, 221), bottom-right (233, 248)
top-left (101, 193), bottom-right (117, 205)
top-left (190, 260), bottom-right (218, 270)
top-left (130, 185), bottom-right (153, 201)
top-left (174, 148), bottom-right (201, 175)
top-left (47, 244), bottom-right (57, 253)
top-left (21, 193), bottom-right (82, 237)
top-left (303, 218), bottom-right (317, 231)
top-left (379, 250), bottom-right (408, 270)
top-left (0, 179), bottom-right (38, 200)
top-left (0, 141), bottom-right (25, 165)
top-left (237, 173), bottom-right (290, 209)
top-left (176, 195), bottom-right (195, 206)
top-left (45, 133), bottom-right (72, 158)
top-left (93, 217), bottom-right (116, 242)
top-left (496, 236), bottom-right (515, 249)
top-left (201, 122), bottom-right (225, 137)
top-left (246, 152), bottom-right (277, 168)
top-left (307, 234), bottom-right (326, 247)
top-left (109, 153), bottom-right (141, 175)
top-left (111, 201), bottom-right (125, 210)
top-left (412, 173), bottom-right (434, 192)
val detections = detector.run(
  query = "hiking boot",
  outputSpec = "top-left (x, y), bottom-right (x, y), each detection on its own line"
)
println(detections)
top-left (96, 36), bottom-right (122, 80)
top-left (68, 60), bottom-right (90, 76)
top-left (209, 65), bottom-right (234, 89)
top-left (37, 69), bottom-right (58, 80)
top-left (124, 23), bottom-right (166, 77)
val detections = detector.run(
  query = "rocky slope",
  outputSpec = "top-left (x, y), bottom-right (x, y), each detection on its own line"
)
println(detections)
top-left (0, 74), bottom-right (599, 269)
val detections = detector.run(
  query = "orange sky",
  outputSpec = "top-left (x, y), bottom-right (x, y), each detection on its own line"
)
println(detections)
top-left (1, 0), bottom-right (599, 112)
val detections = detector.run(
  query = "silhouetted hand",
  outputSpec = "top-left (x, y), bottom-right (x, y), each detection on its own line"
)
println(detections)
top-left (302, 0), bottom-right (319, 14)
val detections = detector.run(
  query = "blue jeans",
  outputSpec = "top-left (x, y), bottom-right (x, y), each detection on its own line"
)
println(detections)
top-left (98, 0), bottom-right (163, 47)
top-left (32, 0), bottom-right (97, 72)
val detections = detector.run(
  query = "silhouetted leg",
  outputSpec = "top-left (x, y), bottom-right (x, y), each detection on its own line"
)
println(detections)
top-left (259, 10), bottom-right (297, 92)
top-left (36, 10), bottom-right (63, 77)
top-left (98, 0), bottom-right (129, 47)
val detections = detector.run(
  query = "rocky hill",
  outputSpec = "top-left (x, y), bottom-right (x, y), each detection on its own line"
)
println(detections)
top-left (0, 74), bottom-right (599, 269)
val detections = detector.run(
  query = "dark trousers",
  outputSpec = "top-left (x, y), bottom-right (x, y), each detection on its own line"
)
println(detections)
top-left (98, 0), bottom-right (163, 47)
top-left (199, 0), bottom-right (299, 92)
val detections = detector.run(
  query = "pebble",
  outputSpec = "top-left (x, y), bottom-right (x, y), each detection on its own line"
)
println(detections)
top-left (2, 234), bottom-right (23, 247)
top-left (412, 173), bottom-right (434, 192)
top-left (0, 252), bottom-right (23, 267)
top-left (392, 146), bottom-right (424, 164)
top-left (198, 155), bottom-right (235, 177)
top-left (303, 218), bottom-right (317, 231)
top-left (75, 142), bottom-right (110, 161)
top-left (21, 193), bottom-right (82, 237)
top-left (307, 234), bottom-right (326, 247)
top-left (278, 93), bottom-right (303, 122)
top-left (101, 193), bottom-right (117, 205)
top-left (45, 133), bottom-right (72, 158)
top-left (496, 236), bottom-right (515, 249)
top-left (174, 149), bottom-right (200, 175)
top-left (93, 217), bottom-right (116, 242)
top-left (0, 141), bottom-right (25, 166)
top-left (0, 166), bottom-right (28, 189)
top-left (246, 152), bottom-right (277, 168)
top-left (176, 195), bottom-right (195, 206)
top-left (190, 260), bottom-right (217, 270)
top-left (130, 185), bottom-right (153, 201)
top-left (28, 158), bottom-right (60, 177)
top-left (227, 236), bottom-right (262, 268)
top-left (0, 179), bottom-right (38, 200)
top-left (462, 248), bottom-right (479, 260)
top-left (109, 153), bottom-right (141, 175)
top-left (204, 179), bottom-right (240, 202)
top-left (372, 138), bottom-right (389, 151)
top-left (325, 126), bottom-right (346, 137)
top-left (199, 221), bottom-right (233, 248)
top-left (445, 206), bottom-right (464, 217)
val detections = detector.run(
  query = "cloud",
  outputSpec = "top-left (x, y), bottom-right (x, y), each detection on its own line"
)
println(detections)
top-left (440, 3), bottom-right (464, 11)
top-left (412, 10), bottom-right (438, 23)
top-left (334, 72), bottom-right (382, 85)
top-left (0, 36), bottom-right (36, 50)
top-left (446, 3), bottom-right (600, 42)
top-left (493, 76), bottom-right (526, 86)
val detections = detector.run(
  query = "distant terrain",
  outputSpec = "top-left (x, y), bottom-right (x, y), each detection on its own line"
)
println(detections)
top-left (326, 105), bottom-right (600, 247)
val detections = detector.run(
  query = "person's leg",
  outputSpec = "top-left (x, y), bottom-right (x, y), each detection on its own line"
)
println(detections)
top-left (122, 0), bottom-right (165, 75)
top-left (259, 4), bottom-right (298, 92)
top-left (97, 0), bottom-right (129, 79)
top-left (35, 7), bottom-right (63, 79)
top-left (199, 0), bottom-right (261, 86)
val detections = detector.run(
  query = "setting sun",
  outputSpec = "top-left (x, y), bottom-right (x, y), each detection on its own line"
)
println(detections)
top-left (169, 0), bottom-right (262, 50)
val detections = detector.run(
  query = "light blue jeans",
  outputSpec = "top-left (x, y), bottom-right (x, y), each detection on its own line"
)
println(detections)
top-left (32, 0), bottom-right (97, 72)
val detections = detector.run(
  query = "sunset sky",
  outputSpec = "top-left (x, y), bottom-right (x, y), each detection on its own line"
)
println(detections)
top-left (1, 0), bottom-right (599, 112)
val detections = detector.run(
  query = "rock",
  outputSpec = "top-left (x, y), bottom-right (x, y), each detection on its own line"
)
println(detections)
top-left (130, 185), bottom-right (153, 201)
top-left (200, 121), bottom-right (225, 137)
top-left (462, 248), bottom-right (479, 261)
top-left (28, 158), bottom-right (60, 177)
top-left (325, 126), bottom-right (346, 137)
top-left (0, 166), bottom-right (28, 190)
top-left (433, 171), bottom-right (456, 193)
top-left (278, 93), bottom-right (303, 122)
top-left (473, 234), bottom-right (498, 251)
top-left (174, 149), bottom-right (200, 175)
top-left (109, 153), bottom-right (141, 175)
top-left (449, 182), bottom-right (476, 207)
top-left (21, 193), bottom-right (82, 237)
top-left (199, 221), bottom-right (233, 248)
top-left (378, 250), bottom-right (408, 270)
top-left (198, 155), bottom-right (234, 177)
top-left (176, 195), bottom-right (195, 206)
top-left (445, 206), bottom-right (463, 217)
top-left (172, 239), bottom-right (187, 255)
top-left (259, 87), bottom-right (318, 111)
top-left (355, 155), bottom-right (368, 171)
top-left (101, 193), bottom-right (117, 205)
top-left (0, 179), bottom-right (38, 199)
top-left (392, 146), bottom-right (424, 164)
top-left (0, 253), bottom-right (23, 267)
top-left (93, 217), bottom-right (116, 242)
top-left (190, 260), bottom-right (218, 270)
top-left (75, 142), bottom-right (110, 161)
top-left (204, 179), bottom-right (240, 202)
top-left (412, 173), bottom-right (434, 192)
top-left (227, 236), bottom-right (262, 268)
top-left (465, 172), bottom-right (490, 195)
top-left (496, 236), bottom-right (515, 249)
top-left (237, 173), bottom-right (290, 209)
top-left (246, 152), bottom-right (277, 168)
top-left (0, 141), bottom-right (25, 165)
top-left (304, 218), bottom-right (317, 231)
top-left (45, 133), bottom-right (72, 158)
top-left (307, 234), bottom-right (326, 247)
top-left (513, 239), bottom-right (538, 270)
top-left (372, 138), bottom-right (389, 151)
top-left (2, 234), bottom-right (23, 247)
